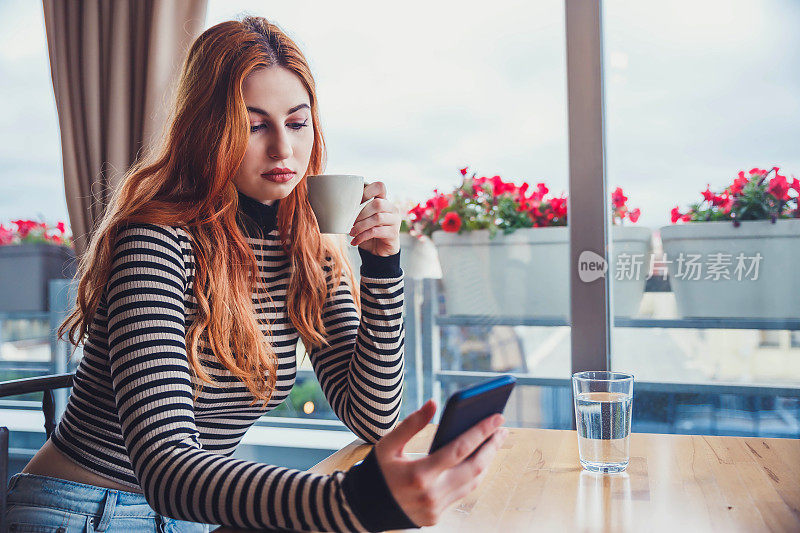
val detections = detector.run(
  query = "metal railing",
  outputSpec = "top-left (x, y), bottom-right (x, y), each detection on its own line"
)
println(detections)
top-left (411, 278), bottom-right (800, 436)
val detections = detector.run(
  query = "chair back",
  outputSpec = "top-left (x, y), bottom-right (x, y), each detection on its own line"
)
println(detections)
top-left (0, 373), bottom-right (74, 531)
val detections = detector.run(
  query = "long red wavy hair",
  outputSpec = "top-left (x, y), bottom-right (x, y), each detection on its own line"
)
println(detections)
top-left (59, 16), bottom-right (359, 407)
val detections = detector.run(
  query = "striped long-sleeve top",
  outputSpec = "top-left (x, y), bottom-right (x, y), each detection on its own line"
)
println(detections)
top-left (50, 190), bottom-right (417, 531)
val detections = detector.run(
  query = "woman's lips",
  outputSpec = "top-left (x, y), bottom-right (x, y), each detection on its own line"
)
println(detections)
top-left (261, 172), bottom-right (295, 183)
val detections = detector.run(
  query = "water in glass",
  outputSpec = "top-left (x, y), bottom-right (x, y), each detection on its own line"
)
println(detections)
top-left (575, 391), bottom-right (632, 472)
top-left (572, 369), bottom-right (635, 473)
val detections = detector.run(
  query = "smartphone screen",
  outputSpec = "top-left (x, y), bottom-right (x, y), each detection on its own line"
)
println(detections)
top-left (428, 375), bottom-right (516, 454)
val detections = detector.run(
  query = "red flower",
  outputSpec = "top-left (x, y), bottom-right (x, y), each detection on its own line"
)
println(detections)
top-left (408, 203), bottom-right (425, 222)
top-left (670, 207), bottom-right (682, 223)
top-left (719, 193), bottom-right (735, 214)
top-left (711, 193), bottom-right (728, 207)
top-left (628, 208), bottom-right (641, 223)
top-left (529, 183), bottom-right (549, 201)
top-left (12, 219), bottom-right (39, 239)
top-left (488, 176), bottom-right (503, 195)
top-left (441, 212), bottom-right (462, 233)
top-left (701, 185), bottom-right (715, 203)
top-left (549, 197), bottom-right (568, 218)
top-left (0, 224), bottom-right (14, 245)
top-left (768, 174), bottom-right (790, 201)
top-left (56, 221), bottom-right (66, 233)
top-left (518, 196), bottom-right (540, 213)
top-left (423, 189), bottom-right (451, 221)
top-left (487, 175), bottom-right (518, 196)
top-left (460, 167), bottom-right (469, 176)
top-left (471, 176), bottom-right (490, 196)
top-left (791, 178), bottom-right (800, 194)
top-left (730, 174), bottom-right (749, 196)
top-left (434, 194), bottom-right (449, 212)
top-left (611, 187), bottom-right (628, 208)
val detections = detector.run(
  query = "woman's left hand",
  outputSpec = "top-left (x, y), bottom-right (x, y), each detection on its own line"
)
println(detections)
top-left (349, 181), bottom-right (401, 257)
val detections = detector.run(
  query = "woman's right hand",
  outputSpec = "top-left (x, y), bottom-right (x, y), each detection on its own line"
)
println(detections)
top-left (373, 399), bottom-right (509, 527)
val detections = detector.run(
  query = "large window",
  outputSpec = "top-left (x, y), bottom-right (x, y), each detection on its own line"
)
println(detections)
top-left (201, 1), bottom-right (800, 436)
top-left (205, 0), bottom-right (574, 424)
top-left (605, 0), bottom-right (800, 437)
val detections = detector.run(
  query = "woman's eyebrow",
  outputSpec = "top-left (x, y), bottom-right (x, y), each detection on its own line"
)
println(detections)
top-left (247, 104), bottom-right (310, 117)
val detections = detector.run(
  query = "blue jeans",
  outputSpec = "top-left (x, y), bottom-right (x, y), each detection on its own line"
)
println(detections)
top-left (5, 473), bottom-right (213, 532)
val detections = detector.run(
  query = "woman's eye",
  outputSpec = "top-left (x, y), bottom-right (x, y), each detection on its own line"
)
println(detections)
top-left (249, 120), bottom-right (309, 133)
top-left (288, 120), bottom-right (309, 130)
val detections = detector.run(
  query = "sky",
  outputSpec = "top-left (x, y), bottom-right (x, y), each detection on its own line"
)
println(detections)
top-left (1, 0), bottom-right (799, 231)
top-left (0, 0), bottom-right (65, 225)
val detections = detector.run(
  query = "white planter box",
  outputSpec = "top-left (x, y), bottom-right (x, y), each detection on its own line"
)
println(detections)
top-left (612, 226), bottom-right (654, 317)
top-left (431, 226), bottom-right (651, 318)
top-left (346, 233), bottom-right (442, 279)
top-left (660, 219), bottom-right (800, 319)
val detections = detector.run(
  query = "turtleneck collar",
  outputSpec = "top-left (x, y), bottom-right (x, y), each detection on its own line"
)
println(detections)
top-left (236, 189), bottom-right (279, 236)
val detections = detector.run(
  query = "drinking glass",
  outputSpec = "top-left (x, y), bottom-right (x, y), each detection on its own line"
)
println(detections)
top-left (572, 371), bottom-right (634, 473)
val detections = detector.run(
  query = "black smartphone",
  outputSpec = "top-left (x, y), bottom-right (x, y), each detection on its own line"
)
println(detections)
top-left (428, 375), bottom-right (516, 454)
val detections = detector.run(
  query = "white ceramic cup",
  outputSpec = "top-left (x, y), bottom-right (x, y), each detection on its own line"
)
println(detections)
top-left (307, 174), bottom-right (366, 234)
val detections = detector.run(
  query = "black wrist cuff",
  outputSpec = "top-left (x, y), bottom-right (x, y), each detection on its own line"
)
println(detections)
top-left (358, 248), bottom-right (402, 278)
top-left (342, 448), bottom-right (419, 532)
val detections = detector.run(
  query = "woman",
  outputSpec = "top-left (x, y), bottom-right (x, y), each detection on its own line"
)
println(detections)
top-left (5, 16), bottom-right (508, 532)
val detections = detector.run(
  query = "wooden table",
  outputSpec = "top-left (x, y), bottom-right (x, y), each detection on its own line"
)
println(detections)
top-left (215, 425), bottom-right (800, 532)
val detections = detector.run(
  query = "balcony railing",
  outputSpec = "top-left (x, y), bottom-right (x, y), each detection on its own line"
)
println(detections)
top-left (405, 278), bottom-right (800, 437)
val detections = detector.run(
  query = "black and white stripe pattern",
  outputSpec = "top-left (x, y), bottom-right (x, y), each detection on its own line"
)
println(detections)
top-left (51, 222), bottom-right (407, 530)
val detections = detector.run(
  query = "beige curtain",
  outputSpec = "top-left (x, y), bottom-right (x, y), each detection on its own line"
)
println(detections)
top-left (43, 0), bottom-right (207, 256)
